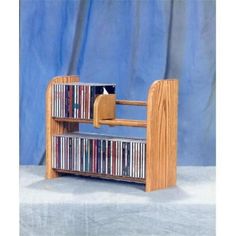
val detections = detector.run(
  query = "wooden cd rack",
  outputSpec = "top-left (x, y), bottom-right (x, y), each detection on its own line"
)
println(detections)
top-left (46, 75), bottom-right (178, 192)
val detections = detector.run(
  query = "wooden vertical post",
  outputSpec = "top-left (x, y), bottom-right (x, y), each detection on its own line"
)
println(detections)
top-left (45, 75), bottom-right (80, 179)
top-left (145, 79), bottom-right (178, 192)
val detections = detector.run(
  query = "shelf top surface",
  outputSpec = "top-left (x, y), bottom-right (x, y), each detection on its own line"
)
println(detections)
top-left (53, 117), bottom-right (147, 128)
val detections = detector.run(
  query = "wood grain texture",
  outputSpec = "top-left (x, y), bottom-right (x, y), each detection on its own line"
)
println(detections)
top-left (116, 100), bottom-right (147, 106)
top-left (54, 169), bottom-right (145, 183)
top-left (145, 79), bottom-right (178, 192)
top-left (93, 94), bottom-right (116, 128)
top-left (46, 75), bottom-right (79, 179)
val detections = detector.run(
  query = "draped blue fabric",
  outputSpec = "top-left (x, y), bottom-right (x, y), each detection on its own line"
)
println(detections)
top-left (20, 0), bottom-right (215, 165)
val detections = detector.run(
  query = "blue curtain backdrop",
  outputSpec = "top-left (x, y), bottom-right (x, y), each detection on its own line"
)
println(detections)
top-left (20, 0), bottom-right (216, 165)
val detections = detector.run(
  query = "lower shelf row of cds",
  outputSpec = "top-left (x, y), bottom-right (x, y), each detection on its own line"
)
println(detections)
top-left (52, 132), bottom-right (146, 179)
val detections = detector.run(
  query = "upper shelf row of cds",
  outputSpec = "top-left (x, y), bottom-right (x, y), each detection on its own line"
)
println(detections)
top-left (52, 82), bottom-right (116, 119)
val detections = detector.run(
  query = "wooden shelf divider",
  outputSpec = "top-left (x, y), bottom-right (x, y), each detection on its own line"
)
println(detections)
top-left (46, 76), bottom-right (178, 192)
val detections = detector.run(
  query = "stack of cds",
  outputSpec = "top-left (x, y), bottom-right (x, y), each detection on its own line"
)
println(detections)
top-left (52, 133), bottom-right (146, 179)
top-left (52, 83), bottom-right (116, 119)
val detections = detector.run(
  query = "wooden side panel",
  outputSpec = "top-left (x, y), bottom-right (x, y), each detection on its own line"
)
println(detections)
top-left (145, 79), bottom-right (178, 192)
top-left (46, 75), bottom-right (79, 179)
top-left (93, 94), bottom-right (116, 128)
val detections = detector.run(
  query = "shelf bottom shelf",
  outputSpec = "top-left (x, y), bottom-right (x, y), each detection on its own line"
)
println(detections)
top-left (53, 168), bottom-right (145, 184)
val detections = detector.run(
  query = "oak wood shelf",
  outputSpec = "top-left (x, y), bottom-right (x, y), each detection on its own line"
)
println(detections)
top-left (46, 75), bottom-right (179, 192)
top-left (54, 118), bottom-right (93, 124)
top-left (54, 117), bottom-right (146, 127)
top-left (54, 169), bottom-right (145, 183)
